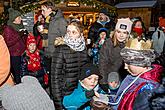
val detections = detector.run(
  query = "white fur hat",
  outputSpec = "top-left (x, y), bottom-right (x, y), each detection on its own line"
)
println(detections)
top-left (115, 18), bottom-right (133, 34)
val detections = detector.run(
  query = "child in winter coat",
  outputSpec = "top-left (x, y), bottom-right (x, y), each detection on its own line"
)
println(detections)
top-left (21, 33), bottom-right (48, 88)
top-left (91, 28), bottom-right (109, 65)
top-left (63, 63), bottom-right (102, 110)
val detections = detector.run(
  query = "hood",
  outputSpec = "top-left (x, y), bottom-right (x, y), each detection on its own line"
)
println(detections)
top-left (140, 64), bottom-right (163, 83)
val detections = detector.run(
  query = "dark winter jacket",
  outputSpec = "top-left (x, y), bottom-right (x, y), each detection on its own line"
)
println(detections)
top-left (50, 44), bottom-right (88, 109)
top-left (46, 9), bottom-right (67, 57)
top-left (2, 25), bottom-right (26, 56)
top-left (99, 37), bottom-right (126, 84)
top-left (133, 76), bottom-right (165, 110)
top-left (88, 19), bottom-right (115, 46)
top-left (20, 51), bottom-right (47, 87)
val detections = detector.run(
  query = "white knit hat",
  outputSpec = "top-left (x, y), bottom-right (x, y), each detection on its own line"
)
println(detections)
top-left (115, 18), bottom-right (133, 34)
top-left (0, 76), bottom-right (55, 110)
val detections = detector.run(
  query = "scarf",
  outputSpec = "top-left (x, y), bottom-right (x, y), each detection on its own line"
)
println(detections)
top-left (64, 34), bottom-right (86, 51)
top-left (133, 27), bottom-right (143, 37)
top-left (26, 49), bottom-right (41, 72)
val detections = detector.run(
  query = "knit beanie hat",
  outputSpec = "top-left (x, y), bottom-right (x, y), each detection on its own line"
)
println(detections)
top-left (107, 72), bottom-right (120, 83)
top-left (120, 38), bottom-right (155, 67)
top-left (115, 18), bottom-right (133, 34)
top-left (79, 63), bottom-right (102, 81)
top-left (26, 33), bottom-right (37, 47)
top-left (8, 8), bottom-right (21, 22)
top-left (100, 8), bottom-right (109, 16)
top-left (0, 76), bottom-right (55, 110)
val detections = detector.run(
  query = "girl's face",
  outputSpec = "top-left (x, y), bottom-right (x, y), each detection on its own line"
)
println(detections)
top-left (134, 21), bottom-right (142, 28)
top-left (82, 74), bottom-right (99, 90)
top-left (28, 43), bottom-right (36, 53)
top-left (99, 31), bottom-right (106, 39)
top-left (13, 16), bottom-right (22, 24)
top-left (67, 25), bottom-right (80, 39)
top-left (115, 29), bottom-right (129, 42)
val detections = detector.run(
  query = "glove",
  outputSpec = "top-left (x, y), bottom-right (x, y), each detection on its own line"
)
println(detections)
top-left (85, 90), bottom-right (95, 99)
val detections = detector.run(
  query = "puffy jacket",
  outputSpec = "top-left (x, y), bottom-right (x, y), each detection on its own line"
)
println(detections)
top-left (2, 25), bottom-right (26, 56)
top-left (0, 35), bottom-right (14, 87)
top-left (50, 44), bottom-right (88, 109)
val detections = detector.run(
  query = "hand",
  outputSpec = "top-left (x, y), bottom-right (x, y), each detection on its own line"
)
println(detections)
top-left (94, 91), bottom-right (100, 98)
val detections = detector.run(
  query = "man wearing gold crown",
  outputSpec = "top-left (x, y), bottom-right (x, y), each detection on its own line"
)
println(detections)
top-left (109, 38), bottom-right (164, 110)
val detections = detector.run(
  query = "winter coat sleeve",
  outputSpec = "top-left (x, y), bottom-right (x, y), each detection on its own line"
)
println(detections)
top-left (3, 26), bottom-right (22, 47)
top-left (50, 46), bottom-right (65, 108)
top-left (0, 35), bottom-right (13, 86)
top-left (99, 39), bottom-right (112, 83)
top-left (20, 53), bottom-right (29, 77)
top-left (63, 88), bottom-right (90, 109)
top-left (46, 12), bottom-right (67, 57)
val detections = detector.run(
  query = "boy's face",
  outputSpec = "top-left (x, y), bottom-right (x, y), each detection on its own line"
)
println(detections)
top-left (108, 81), bottom-right (119, 89)
top-left (41, 5), bottom-right (52, 18)
top-left (99, 31), bottom-right (106, 39)
top-left (124, 63), bottom-right (144, 76)
top-left (28, 43), bottom-right (36, 53)
top-left (82, 74), bottom-right (99, 90)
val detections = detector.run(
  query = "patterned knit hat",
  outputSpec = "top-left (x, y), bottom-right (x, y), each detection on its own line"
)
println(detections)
top-left (0, 76), bottom-right (55, 110)
top-left (8, 8), bottom-right (21, 22)
top-left (26, 33), bottom-right (36, 46)
top-left (115, 18), bottom-right (133, 34)
top-left (120, 38), bottom-right (155, 67)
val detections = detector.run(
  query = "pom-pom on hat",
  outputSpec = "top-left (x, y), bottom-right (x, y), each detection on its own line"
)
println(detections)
top-left (115, 18), bottom-right (133, 34)
top-left (0, 76), bottom-right (55, 110)
top-left (80, 63), bottom-right (102, 81)
top-left (8, 8), bottom-right (21, 22)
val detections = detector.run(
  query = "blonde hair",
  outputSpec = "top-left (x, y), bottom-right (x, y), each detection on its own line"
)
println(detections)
top-left (111, 30), bottom-right (129, 47)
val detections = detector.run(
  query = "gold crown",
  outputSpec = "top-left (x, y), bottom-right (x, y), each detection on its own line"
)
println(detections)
top-left (125, 38), bottom-right (152, 50)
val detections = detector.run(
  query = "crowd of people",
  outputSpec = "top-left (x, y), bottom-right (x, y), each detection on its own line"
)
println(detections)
top-left (0, 1), bottom-right (165, 110)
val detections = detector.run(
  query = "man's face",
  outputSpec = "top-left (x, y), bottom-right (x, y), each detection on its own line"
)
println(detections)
top-left (99, 13), bottom-right (107, 22)
top-left (124, 63), bottom-right (144, 76)
top-left (41, 5), bottom-right (52, 18)
top-left (115, 29), bottom-right (129, 42)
